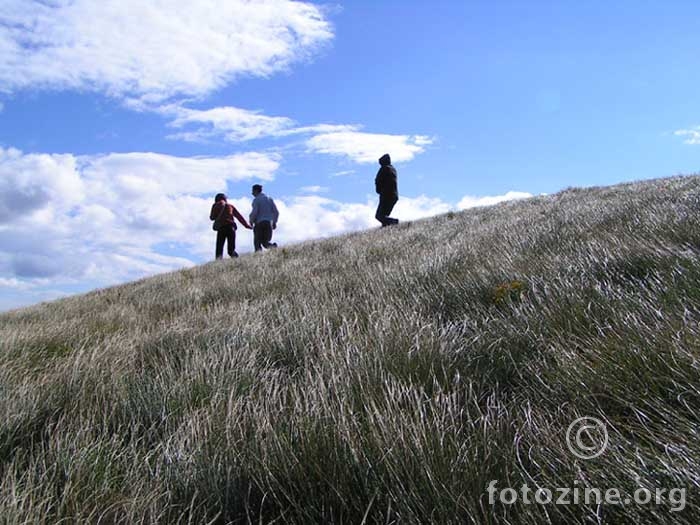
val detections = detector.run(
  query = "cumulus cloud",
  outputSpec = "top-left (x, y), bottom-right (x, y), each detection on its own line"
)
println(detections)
top-left (674, 127), bottom-right (700, 145)
top-left (0, 0), bottom-right (333, 101)
top-left (0, 147), bottom-right (84, 224)
top-left (306, 131), bottom-right (434, 163)
top-left (457, 191), bottom-right (532, 209)
top-left (83, 151), bottom-right (279, 196)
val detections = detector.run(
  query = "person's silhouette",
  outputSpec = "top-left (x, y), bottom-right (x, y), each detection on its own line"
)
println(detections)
top-left (374, 153), bottom-right (399, 226)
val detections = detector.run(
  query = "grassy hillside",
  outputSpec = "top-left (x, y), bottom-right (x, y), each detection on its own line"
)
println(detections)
top-left (1, 175), bottom-right (700, 524)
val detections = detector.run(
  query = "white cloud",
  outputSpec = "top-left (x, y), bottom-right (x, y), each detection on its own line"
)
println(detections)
top-left (306, 131), bottom-right (434, 163)
top-left (0, 147), bottom-right (84, 224)
top-left (165, 105), bottom-right (295, 142)
top-left (299, 185), bottom-right (328, 193)
top-left (83, 151), bottom-right (279, 197)
top-left (457, 191), bottom-right (532, 209)
top-left (394, 195), bottom-right (452, 219)
top-left (331, 170), bottom-right (355, 177)
top-left (674, 127), bottom-right (700, 145)
top-left (272, 196), bottom-right (374, 243)
top-left (161, 102), bottom-right (358, 144)
top-left (275, 123), bottom-right (360, 137)
top-left (159, 102), bottom-right (434, 167)
top-left (0, 276), bottom-right (30, 289)
top-left (0, 0), bottom-right (333, 101)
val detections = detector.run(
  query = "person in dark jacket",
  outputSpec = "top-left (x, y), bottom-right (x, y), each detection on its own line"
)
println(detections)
top-left (374, 153), bottom-right (399, 226)
top-left (210, 193), bottom-right (252, 259)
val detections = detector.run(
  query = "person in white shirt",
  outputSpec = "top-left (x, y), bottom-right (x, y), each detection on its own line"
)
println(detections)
top-left (249, 184), bottom-right (280, 252)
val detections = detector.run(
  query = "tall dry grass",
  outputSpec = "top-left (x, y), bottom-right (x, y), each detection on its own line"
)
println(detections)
top-left (1, 175), bottom-right (700, 523)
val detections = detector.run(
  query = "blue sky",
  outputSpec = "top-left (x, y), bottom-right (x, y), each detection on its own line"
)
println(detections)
top-left (2, 0), bottom-right (700, 311)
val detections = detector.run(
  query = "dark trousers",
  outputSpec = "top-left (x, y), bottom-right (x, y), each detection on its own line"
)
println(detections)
top-left (375, 194), bottom-right (399, 226)
top-left (215, 225), bottom-right (237, 258)
top-left (254, 221), bottom-right (276, 251)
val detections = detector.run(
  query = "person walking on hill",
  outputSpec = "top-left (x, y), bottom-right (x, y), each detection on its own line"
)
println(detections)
top-left (210, 193), bottom-right (252, 259)
top-left (375, 153), bottom-right (399, 227)
top-left (250, 184), bottom-right (280, 252)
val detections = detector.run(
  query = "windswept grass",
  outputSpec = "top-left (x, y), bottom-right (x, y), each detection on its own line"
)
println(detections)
top-left (1, 175), bottom-right (700, 523)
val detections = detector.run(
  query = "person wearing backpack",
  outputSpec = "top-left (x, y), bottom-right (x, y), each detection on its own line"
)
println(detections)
top-left (375, 153), bottom-right (399, 226)
top-left (210, 193), bottom-right (252, 259)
